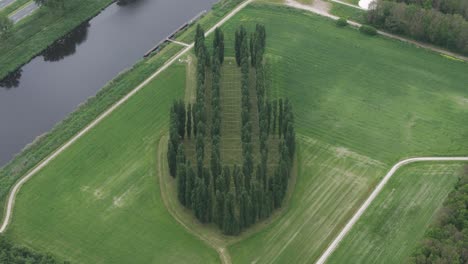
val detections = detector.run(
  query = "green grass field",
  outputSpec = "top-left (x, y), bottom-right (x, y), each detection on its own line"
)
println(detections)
top-left (6, 62), bottom-right (219, 263)
top-left (4, 2), bottom-right (468, 263)
top-left (328, 163), bottom-right (464, 263)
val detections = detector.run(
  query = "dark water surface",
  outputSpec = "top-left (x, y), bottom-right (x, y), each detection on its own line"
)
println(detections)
top-left (0, 0), bottom-right (217, 166)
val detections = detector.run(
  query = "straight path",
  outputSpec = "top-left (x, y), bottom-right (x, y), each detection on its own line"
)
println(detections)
top-left (8, 1), bottom-right (38, 23)
top-left (0, 0), bottom-right (254, 234)
top-left (316, 157), bottom-right (468, 264)
top-left (0, 0), bottom-right (16, 10)
top-left (167, 38), bottom-right (190, 47)
top-left (285, 0), bottom-right (468, 61)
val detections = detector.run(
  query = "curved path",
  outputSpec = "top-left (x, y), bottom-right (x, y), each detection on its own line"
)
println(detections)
top-left (0, 0), bottom-right (254, 234)
top-left (316, 157), bottom-right (468, 264)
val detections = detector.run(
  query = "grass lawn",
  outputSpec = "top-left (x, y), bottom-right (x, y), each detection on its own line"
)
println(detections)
top-left (329, 2), bottom-right (366, 23)
top-left (0, 0), bottom-right (114, 80)
top-left (6, 62), bottom-right (219, 263)
top-left (328, 163), bottom-right (463, 263)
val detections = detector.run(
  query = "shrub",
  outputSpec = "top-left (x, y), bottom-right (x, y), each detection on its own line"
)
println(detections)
top-left (336, 18), bottom-right (348, 27)
top-left (359, 25), bottom-right (377, 36)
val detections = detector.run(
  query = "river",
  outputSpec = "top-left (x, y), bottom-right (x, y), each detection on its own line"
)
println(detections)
top-left (0, 0), bottom-right (218, 166)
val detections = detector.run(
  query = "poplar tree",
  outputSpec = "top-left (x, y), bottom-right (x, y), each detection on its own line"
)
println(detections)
top-left (278, 98), bottom-right (283, 137)
top-left (194, 24), bottom-right (205, 56)
top-left (185, 162), bottom-right (195, 209)
top-left (213, 28), bottom-right (225, 64)
top-left (187, 103), bottom-right (192, 138)
top-left (167, 141), bottom-right (177, 177)
top-left (272, 100), bottom-right (277, 135)
top-left (177, 162), bottom-right (187, 205)
top-left (235, 25), bottom-right (247, 66)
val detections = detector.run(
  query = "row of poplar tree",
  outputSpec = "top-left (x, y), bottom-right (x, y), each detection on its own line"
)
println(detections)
top-left (167, 24), bottom-right (295, 235)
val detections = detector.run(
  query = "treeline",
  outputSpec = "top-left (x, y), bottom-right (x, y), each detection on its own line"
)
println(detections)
top-left (410, 167), bottom-right (468, 264)
top-left (367, 1), bottom-right (468, 55)
top-left (385, 0), bottom-right (468, 20)
top-left (0, 237), bottom-right (67, 263)
top-left (167, 25), bottom-right (296, 236)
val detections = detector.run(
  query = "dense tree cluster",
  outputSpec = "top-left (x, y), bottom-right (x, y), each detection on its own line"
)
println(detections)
top-left (385, 0), bottom-right (468, 20)
top-left (167, 25), bottom-right (295, 236)
top-left (367, 1), bottom-right (468, 55)
top-left (410, 167), bottom-right (468, 264)
top-left (0, 237), bottom-right (66, 264)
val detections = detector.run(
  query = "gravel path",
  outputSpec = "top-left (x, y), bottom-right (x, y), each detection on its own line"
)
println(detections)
top-left (316, 157), bottom-right (468, 264)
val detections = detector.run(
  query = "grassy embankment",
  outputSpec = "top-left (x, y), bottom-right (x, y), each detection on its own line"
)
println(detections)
top-left (0, 0), bottom-right (114, 80)
top-left (5, 2), bottom-right (468, 263)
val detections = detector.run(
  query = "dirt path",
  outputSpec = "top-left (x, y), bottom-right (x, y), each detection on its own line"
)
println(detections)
top-left (167, 39), bottom-right (190, 47)
top-left (316, 157), bottom-right (468, 264)
top-left (285, 0), bottom-right (468, 62)
top-left (0, 0), bottom-right (254, 234)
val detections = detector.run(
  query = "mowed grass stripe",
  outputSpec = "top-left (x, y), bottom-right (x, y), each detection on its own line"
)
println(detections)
top-left (7, 63), bottom-right (219, 263)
